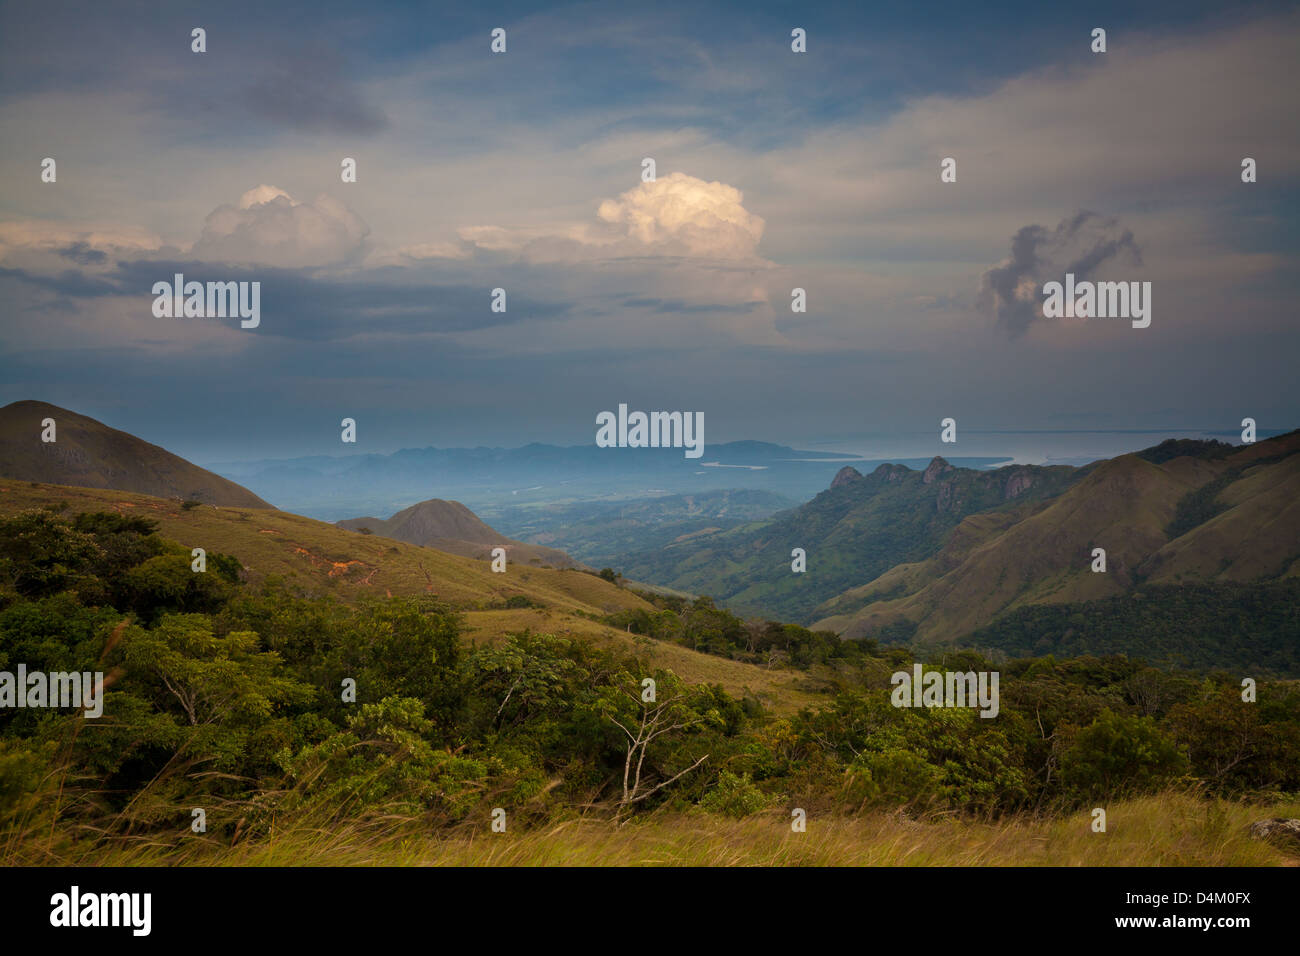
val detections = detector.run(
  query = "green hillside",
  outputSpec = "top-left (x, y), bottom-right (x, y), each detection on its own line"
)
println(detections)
top-left (0, 481), bottom-right (647, 616)
top-left (618, 458), bottom-right (1078, 623)
top-left (813, 431), bottom-right (1300, 647)
top-left (958, 581), bottom-right (1300, 676)
top-left (488, 488), bottom-right (797, 567)
top-left (0, 481), bottom-right (823, 710)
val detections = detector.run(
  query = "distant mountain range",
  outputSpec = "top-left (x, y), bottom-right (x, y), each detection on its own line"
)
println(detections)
top-left (337, 499), bottom-right (582, 569)
top-left (203, 442), bottom-right (1010, 522)
top-left (0, 400), bottom-right (274, 509)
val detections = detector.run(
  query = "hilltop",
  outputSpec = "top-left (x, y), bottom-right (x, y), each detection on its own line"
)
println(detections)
top-left (338, 498), bottom-right (582, 569)
top-left (0, 400), bottom-right (273, 509)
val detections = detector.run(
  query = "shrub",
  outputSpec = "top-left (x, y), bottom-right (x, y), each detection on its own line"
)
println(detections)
top-left (700, 771), bottom-right (771, 818)
top-left (1060, 710), bottom-right (1187, 801)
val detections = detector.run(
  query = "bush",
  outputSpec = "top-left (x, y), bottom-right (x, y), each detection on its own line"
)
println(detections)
top-left (1060, 710), bottom-right (1187, 800)
top-left (700, 771), bottom-right (770, 818)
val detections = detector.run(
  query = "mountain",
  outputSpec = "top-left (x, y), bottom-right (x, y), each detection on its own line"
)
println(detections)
top-left (203, 441), bottom-right (1010, 522)
top-left (812, 431), bottom-right (1300, 646)
top-left (616, 457), bottom-right (1080, 623)
top-left (0, 400), bottom-right (274, 509)
top-left (338, 499), bottom-right (583, 569)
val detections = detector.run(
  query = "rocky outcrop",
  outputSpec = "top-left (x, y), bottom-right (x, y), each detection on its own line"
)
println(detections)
top-left (1003, 468), bottom-right (1037, 500)
top-left (922, 456), bottom-right (954, 485)
top-left (830, 466), bottom-right (863, 489)
top-left (872, 463), bottom-right (909, 483)
top-left (1249, 818), bottom-right (1300, 850)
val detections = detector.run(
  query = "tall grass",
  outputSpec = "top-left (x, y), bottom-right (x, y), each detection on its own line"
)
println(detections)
top-left (5, 791), bottom-right (1297, 867)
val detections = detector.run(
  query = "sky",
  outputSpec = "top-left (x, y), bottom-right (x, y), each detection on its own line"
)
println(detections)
top-left (0, 0), bottom-right (1297, 462)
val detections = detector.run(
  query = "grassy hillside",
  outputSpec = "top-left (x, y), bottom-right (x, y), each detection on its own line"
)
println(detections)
top-left (460, 607), bottom-right (827, 714)
top-left (5, 498), bottom-right (1297, 868)
top-left (0, 481), bottom-right (831, 704)
top-left (813, 431), bottom-right (1300, 647)
top-left (0, 481), bottom-right (640, 614)
top-left (1143, 448), bottom-right (1300, 584)
top-left (0, 400), bottom-right (273, 508)
top-left (618, 458), bottom-right (1079, 623)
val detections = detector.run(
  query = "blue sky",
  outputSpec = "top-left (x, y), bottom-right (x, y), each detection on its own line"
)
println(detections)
top-left (1, 0), bottom-right (1296, 461)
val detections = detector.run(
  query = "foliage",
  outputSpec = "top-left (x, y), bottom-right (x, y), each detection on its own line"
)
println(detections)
top-left (964, 582), bottom-right (1300, 676)
top-left (0, 508), bottom-right (1296, 849)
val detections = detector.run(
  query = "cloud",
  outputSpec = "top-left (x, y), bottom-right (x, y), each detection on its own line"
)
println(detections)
top-left (0, 221), bottom-right (164, 261)
top-left (191, 186), bottom-right (370, 268)
top-left (594, 172), bottom-right (765, 258)
top-left (242, 48), bottom-right (387, 134)
top-left (57, 242), bottom-right (108, 266)
top-left (452, 172), bottom-right (766, 262)
top-left (978, 211), bottom-right (1143, 338)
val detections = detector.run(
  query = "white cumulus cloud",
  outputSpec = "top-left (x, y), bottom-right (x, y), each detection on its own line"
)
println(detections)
top-left (191, 185), bottom-right (369, 268)
top-left (449, 172), bottom-right (766, 262)
top-left (595, 172), bottom-right (765, 258)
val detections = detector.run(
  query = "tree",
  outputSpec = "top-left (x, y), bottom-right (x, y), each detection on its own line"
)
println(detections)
top-left (598, 672), bottom-right (713, 816)
top-left (120, 614), bottom-right (309, 731)
top-left (120, 548), bottom-right (231, 620)
top-left (328, 599), bottom-right (464, 733)
top-left (0, 508), bottom-right (102, 598)
top-left (1167, 683), bottom-right (1300, 792)
top-left (470, 632), bottom-right (580, 732)
top-left (1059, 710), bottom-right (1186, 800)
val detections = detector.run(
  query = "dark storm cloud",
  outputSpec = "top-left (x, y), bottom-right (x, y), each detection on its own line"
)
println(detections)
top-left (58, 243), bottom-right (108, 266)
top-left (979, 211), bottom-right (1143, 338)
top-left (0, 266), bottom-right (121, 298)
top-left (2, 258), bottom-right (570, 341)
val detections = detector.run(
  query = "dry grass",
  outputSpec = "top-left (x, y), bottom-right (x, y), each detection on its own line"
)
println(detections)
top-left (0, 481), bottom-right (651, 616)
top-left (10, 793), bottom-right (1298, 867)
